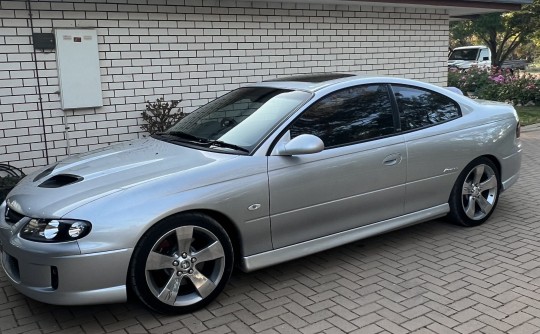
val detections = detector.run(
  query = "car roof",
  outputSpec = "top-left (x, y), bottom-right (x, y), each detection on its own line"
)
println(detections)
top-left (266, 73), bottom-right (355, 83)
top-left (453, 45), bottom-right (488, 50)
top-left (247, 73), bottom-right (439, 93)
top-left (245, 73), bottom-right (472, 107)
top-left (247, 73), bottom-right (375, 92)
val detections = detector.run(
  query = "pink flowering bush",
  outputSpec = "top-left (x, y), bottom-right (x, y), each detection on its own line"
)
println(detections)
top-left (448, 66), bottom-right (540, 105)
top-left (448, 66), bottom-right (491, 96)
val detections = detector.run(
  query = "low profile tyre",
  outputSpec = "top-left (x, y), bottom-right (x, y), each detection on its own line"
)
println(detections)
top-left (448, 157), bottom-right (500, 227)
top-left (130, 213), bottom-right (233, 314)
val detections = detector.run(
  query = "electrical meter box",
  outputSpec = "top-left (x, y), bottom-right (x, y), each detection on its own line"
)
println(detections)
top-left (55, 29), bottom-right (103, 109)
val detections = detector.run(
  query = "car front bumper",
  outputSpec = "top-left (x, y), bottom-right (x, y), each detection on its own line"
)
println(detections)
top-left (0, 201), bottom-right (132, 306)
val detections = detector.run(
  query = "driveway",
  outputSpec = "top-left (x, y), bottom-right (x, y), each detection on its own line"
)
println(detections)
top-left (1, 126), bottom-right (540, 334)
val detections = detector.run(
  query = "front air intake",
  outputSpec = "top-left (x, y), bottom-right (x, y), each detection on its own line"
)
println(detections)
top-left (39, 174), bottom-right (83, 188)
top-left (33, 164), bottom-right (58, 182)
top-left (5, 206), bottom-right (24, 224)
top-left (51, 266), bottom-right (59, 290)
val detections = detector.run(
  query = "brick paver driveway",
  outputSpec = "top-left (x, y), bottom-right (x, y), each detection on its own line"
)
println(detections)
top-left (2, 126), bottom-right (540, 334)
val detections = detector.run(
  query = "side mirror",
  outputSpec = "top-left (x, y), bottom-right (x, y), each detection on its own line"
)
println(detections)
top-left (483, 56), bottom-right (489, 61)
top-left (276, 134), bottom-right (324, 156)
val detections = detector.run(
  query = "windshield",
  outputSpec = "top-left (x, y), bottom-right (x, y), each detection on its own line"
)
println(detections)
top-left (449, 49), bottom-right (480, 61)
top-left (162, 87), bottom-right (311, 153)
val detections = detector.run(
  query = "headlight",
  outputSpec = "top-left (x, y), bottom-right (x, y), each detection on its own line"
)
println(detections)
top-left (20, 219), bottom-right (92, 242)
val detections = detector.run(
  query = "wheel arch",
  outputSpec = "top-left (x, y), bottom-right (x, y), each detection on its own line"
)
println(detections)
top-left (447, 155), bottom-right (502, 227)
top-left (126, 209), bottom-right (237, 312)
top-left (447, 154), bottom-right (502, 205)
top-left (189, 209), bottom-right (243, 265)
top-left (129, 209), bottom-right (244, 271)
top-left (479, 154), bottom-right (502, 185)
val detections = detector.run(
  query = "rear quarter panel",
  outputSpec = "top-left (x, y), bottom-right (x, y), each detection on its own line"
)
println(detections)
top-left (404, 102), bottom-right (520, 213)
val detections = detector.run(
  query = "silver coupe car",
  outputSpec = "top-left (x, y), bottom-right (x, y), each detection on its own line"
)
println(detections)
top-left (0, 73), bottom-right (521, 313)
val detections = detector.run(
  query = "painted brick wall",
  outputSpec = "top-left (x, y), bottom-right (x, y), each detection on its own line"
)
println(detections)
top-left (0, 0), bottom-right (449, 172)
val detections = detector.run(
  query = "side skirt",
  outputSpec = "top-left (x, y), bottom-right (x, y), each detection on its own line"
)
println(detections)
top-left (240, 204), bottom-right (449, 272)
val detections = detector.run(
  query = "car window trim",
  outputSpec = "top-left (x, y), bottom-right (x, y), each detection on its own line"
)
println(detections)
top-left (385, 84), bottom-right (402, 132)
top-left (267, 83), bottom-right (401, 155)
top-left (249, 89), bottom-right (315, 156)
top-left (388, 83), bottom-right (463, 134)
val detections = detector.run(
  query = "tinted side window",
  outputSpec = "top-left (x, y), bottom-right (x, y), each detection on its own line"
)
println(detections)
top-left (290, 85), bottom-right (395, 148)
top-left (392, 85), bottom-right (461, 131)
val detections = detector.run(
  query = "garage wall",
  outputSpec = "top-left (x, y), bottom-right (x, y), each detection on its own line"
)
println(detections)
top-left (0, 0), bottom-right (449, 172)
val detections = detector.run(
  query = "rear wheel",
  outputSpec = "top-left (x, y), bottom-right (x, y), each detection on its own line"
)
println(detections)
top-left (130, 213), bottom-right (233, 314)
top-left (448, 157), bottom-right (500, 227)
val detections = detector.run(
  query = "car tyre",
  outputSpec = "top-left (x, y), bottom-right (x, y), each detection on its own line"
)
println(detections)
top-left (129, 213), bottom-right (233, 314)
top-left (448, 157), bottom-right (500, 227)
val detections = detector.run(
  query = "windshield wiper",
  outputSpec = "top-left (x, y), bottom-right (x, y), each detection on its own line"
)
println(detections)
top-left (156, 131), bottom-right (208, 143)
top-left (207, 140), bottom-right (249, 153)
top-left (155, 132), bottom-right (249, 153)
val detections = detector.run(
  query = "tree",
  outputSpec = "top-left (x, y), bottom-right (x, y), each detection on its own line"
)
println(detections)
top-left (449, 21), bottom-right (474, 49)
top-left (450, 1), bottom-right (540, 66)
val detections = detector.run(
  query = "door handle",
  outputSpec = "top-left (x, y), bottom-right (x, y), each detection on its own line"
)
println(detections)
top-left (383, 153), bottom-right (402, 166)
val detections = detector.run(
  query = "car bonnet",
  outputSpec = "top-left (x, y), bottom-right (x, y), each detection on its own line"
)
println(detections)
top-left (5, 138), bottom-right (238, 218)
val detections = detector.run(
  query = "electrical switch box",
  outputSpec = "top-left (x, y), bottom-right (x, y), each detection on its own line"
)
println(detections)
top-left (55, 29), bottom-right (103, 109)
top-left (33, 33), bottom-right (56, 49)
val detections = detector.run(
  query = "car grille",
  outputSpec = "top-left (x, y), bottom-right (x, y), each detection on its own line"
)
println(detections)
top-left (5, 206), bottom-right (24, 224)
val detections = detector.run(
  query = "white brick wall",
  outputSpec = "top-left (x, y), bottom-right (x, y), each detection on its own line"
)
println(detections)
top-left (0, 0), bottom-right (449, 172)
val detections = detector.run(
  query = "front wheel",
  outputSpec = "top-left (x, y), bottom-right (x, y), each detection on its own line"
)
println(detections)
top-left (448, 157), bottom-right (500, 227)
top-left (129, 213), bottom-right (234, 314)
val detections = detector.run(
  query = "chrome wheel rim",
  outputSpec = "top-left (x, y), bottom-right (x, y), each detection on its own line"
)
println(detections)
top-left (145, 226), bottom-right (225, 307)
top-left (461, 164), bottom-right (498, 220)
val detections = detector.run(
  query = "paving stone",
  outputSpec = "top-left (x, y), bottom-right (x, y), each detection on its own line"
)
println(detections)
top-left (401, 316), bottom-right (433, 332)
top-left (326, 315), bottom-right (357, 332)
top-left (298, 320), bottom-right (333, 334)
top-left (508, 323), bottom-right (540, 334)
top-left (425, 311), bottom-right (459, 328)
top-left (453, 319), bottom-right (485, 334)
top-left (503, 312), bottom-right (534, 327)
top-left (278, 312), bottom-right (308, 329)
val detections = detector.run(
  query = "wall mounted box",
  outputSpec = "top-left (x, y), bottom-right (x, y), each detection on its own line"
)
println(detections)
top-left (55, 29), bottom-right (103, 109)
top-left (32, 33), bottom-right (56, 49)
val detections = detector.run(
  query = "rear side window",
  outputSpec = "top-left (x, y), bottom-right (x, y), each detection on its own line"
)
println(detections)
top-left (392, 85), bottom-right (461, 131)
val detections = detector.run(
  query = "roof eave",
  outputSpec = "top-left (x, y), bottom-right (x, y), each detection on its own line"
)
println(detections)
top-left (255, 0), bottom-right (530, 17)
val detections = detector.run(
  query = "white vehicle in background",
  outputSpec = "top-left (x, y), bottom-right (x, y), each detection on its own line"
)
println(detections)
top-left (448, 45), bottom-right (527, 71)
top-left (448, 46), bottom-right (492, 70)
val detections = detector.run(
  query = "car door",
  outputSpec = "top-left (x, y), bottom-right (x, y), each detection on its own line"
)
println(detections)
top-left (477, 48), bottom-right (491, 69)
top-left (267, 84), bottom-right (407, 249)
top-left (391, 84), bottom-right (463, 214)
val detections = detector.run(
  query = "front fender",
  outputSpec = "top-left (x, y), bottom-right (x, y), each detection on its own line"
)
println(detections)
top-left (66, 159), bottom-right (271, 258)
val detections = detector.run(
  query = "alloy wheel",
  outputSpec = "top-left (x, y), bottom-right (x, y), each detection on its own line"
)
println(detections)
top-left (461, 164), bottom-right (498, 221)
top-left (144, 225), bottom-right (225, 307)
